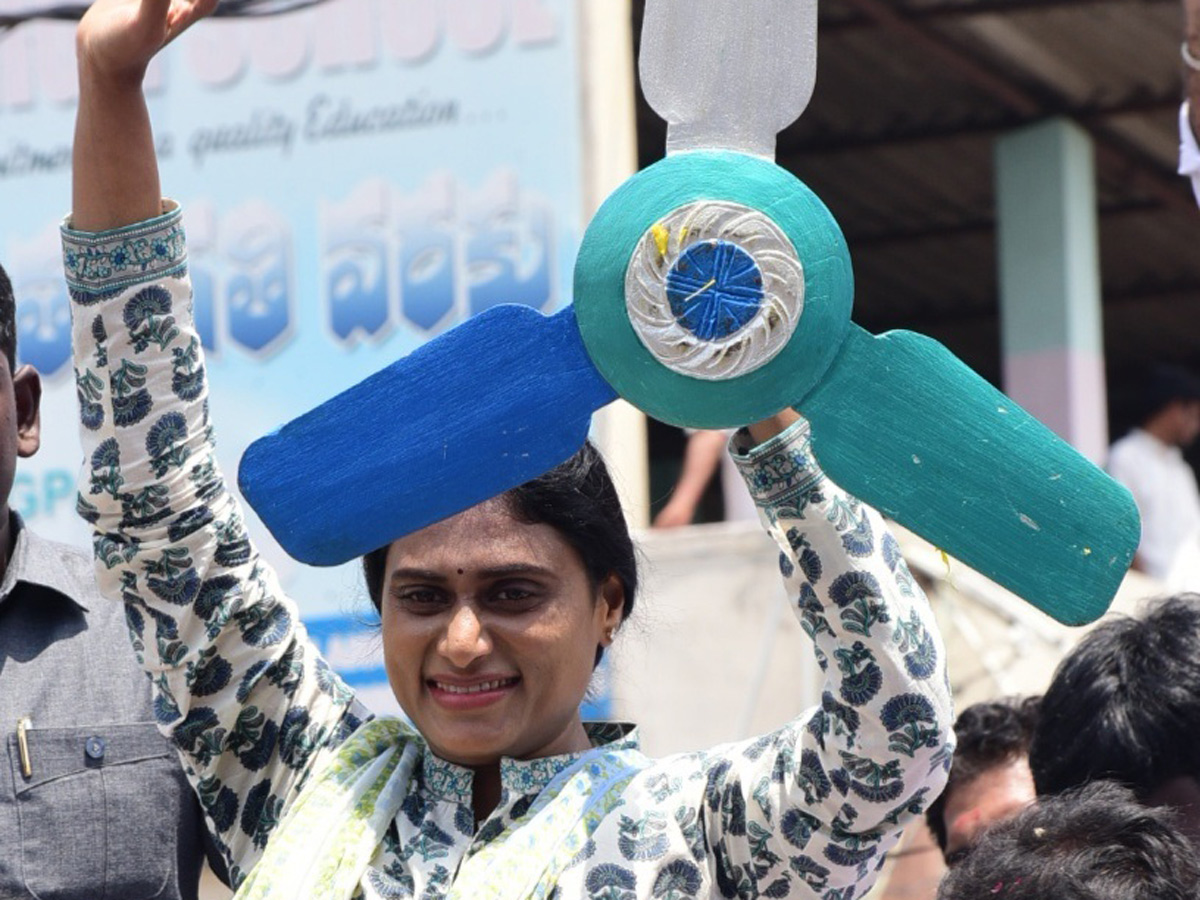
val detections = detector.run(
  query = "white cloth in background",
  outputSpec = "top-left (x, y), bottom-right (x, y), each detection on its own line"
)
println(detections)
top-left (1166, 529), bottom-right (1200, 592)
top-left (718, 445), bottom-right (758, 522)
top-left (1181, 102), bottom-right (1200, 207)
top-left (1107, 427), bottom-right (1200, 580)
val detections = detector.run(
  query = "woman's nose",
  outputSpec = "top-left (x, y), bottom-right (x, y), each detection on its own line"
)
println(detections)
top-left (439, 603), bottom-right (491, 667)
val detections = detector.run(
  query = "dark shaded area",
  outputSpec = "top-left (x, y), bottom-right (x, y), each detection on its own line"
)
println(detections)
top-left (631, 0), bottom-right (1200, 468)
top-left (647, 419), bottom-right (725, 524)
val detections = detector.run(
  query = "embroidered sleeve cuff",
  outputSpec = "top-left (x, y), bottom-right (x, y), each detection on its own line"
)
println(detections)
top-left (729, 416), bottom-right (825, 509)
top-left (61, 201), bottom-right (187, 304)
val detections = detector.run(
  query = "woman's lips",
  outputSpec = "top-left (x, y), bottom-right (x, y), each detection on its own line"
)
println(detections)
top-left (426, 676), bottom-right (520, 709)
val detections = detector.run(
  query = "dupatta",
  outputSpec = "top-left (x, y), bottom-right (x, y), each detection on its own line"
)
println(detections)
top-left (232, 717), bottom-right (649, 900)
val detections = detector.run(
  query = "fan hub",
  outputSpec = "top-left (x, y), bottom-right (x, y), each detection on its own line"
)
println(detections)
top-left (666, 240), bottom-right (763, 341)
top-left (575, 150), bottom-right (854, 427)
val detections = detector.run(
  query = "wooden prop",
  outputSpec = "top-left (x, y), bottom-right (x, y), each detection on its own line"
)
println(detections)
top-left (239, 306), bottom-right (615, 564)
top-left (240, 0), bottom-right (1138, 625)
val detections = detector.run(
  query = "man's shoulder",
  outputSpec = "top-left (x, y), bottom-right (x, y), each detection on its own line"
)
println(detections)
top-left (25, 528), bottom-right (91, 563)
top-left (18, 526), bottom-right (106, 608)
top-left (1109, 428), bottom-right (1146, 450)
top-left (1107, 430), bottom-right (1152, 468)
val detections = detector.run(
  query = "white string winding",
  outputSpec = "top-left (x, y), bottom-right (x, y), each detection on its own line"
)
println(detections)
top-left (624, 201), bottom-right (804, 381)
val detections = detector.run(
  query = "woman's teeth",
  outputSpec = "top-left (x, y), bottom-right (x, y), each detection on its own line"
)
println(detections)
top-left (435, 678), bottom-right (515, 694)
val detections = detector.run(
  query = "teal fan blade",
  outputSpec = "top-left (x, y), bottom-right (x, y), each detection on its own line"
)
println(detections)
top-left (569, 0), bottom-right (1140, 624)
top-left (572, 149), bottom-right (1140, 625)
top-left (798, 326), bottom-right (1139, 625)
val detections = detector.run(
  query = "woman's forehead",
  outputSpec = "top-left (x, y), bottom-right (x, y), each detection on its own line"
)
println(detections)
top-left (384, 498), bottom-right (573, 573)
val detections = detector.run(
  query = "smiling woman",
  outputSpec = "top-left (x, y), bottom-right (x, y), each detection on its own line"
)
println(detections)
top-left (62, 1), bottom-right (953, 898)
top-left (371, 490), bottom-right (627, 790)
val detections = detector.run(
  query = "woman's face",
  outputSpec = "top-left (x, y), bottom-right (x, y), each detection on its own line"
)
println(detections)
top-left (379, 497), bottom-right (625, 767)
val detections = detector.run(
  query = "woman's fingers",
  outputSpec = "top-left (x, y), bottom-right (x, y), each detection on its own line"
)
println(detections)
top-left (77, 0), bottom-right (165, 79)
top-left (77, 0), bottom-right (216, 82)
top-left (165, 0), bottom-right (219, 43)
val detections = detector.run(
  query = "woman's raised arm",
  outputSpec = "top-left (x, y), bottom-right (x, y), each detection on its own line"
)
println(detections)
top-left (658, 414), bottom-right (954, 898)
top-left (66, 2), bottom-right (366, 885)
top-left (72, 0), bottom-right (214, 231)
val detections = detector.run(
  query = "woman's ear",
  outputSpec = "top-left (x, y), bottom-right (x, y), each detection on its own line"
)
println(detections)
top-left (596, 573), bottom-right (626, 644)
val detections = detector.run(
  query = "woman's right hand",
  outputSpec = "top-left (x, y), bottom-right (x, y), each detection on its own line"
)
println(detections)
top-left (77, 0), bottom-right (217, 87)
top-left (71, 0), bottom-right (214, 233)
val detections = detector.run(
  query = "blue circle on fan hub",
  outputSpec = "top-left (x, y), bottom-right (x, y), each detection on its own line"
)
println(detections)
top-left (665, 240), bottom-right (764, 341)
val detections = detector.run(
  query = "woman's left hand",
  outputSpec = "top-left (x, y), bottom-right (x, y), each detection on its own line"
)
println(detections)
top-left (746, 408), bottom-right (802, 446)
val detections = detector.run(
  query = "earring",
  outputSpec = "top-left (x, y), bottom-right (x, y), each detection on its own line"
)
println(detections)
top-left (604, 627), bottom-right (616, 643)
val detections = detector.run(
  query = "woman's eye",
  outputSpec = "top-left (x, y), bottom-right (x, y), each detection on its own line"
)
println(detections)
top-left (392, 588), bottom-right (446, 612)
top-left (491, 586), bottom-right (538, 607)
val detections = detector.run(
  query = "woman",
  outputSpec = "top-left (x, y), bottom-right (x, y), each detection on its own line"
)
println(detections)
top-left (65, 1), bottom-right (953, 897)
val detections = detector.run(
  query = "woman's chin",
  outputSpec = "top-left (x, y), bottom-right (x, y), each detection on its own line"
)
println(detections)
top-left (423, 726), bottom-right (514, 768)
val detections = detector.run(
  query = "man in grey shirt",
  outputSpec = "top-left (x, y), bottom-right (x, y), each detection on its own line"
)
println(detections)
top-left (0, 261), bottom-right (220, 898)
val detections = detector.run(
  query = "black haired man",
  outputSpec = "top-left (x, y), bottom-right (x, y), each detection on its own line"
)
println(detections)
top-left (938, 781), bottom-right (1200, 900)
top-left (1031, 594), bottom-right (1200, 849)
top-left (925, 697), bottom-right (1040, 867)
top-left (0, 262), bottom-right (221, 897)
top-left (1107, 366), bottom-right (1200, 580)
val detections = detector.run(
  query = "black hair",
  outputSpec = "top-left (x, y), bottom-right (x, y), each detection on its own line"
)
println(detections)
top-left (1139, 365), bottom-right (1200, 423)
top-left (0, 263), bottom-right (16, 371)
top-left (937, 781), bottom-right (1200, 900)
top-left (1030, 594), bottom-right (1200, 800)
top-left (363, 441), bottom-right (638, 667)
top-left (926, 696), bottom-right (1041, 854)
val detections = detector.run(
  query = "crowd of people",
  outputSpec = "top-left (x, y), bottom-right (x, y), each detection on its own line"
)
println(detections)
top-left (917, 592), bottom-right (1200, 900)
top-left (0, 0), bottom-right (1198, 898)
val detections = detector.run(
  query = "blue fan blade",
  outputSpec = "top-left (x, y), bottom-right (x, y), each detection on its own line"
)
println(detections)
top-left (798, 325), bottom-right (1139, 625)
top-left (238, 305), bottom-right (617, 566)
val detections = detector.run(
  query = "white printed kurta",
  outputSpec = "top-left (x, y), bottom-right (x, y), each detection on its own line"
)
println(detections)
top-left (64, 205), bottom-right (953, 900)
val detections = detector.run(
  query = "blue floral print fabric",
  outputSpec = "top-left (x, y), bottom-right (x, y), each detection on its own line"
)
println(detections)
top-left (63, 204), bottom-right (953, 900)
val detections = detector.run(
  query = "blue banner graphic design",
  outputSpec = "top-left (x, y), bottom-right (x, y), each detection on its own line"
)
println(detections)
top-left (0, 0), bottom-right (588, 700)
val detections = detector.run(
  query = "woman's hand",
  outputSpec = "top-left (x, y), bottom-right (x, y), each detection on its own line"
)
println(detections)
top-left (73, 0), bottom-right (216, 230)
top-left (77, 0), bottom-right (217, 87)
top-left (746, 408), bottom-right (802, 446)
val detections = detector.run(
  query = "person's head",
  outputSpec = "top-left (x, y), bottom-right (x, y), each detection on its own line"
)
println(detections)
top-left (1030, 595), bottom-right (1200, 847)
top-left (362, 442), bottom-right (637, 767)
top-left (936, 781), bottom-right (1200, 900)
top-left (926, 696), bottom-right (1040, 865)
top-left (0, 263), bottom-right (41, 520)
top-left (1139, 365), bottom-right (1200, 448)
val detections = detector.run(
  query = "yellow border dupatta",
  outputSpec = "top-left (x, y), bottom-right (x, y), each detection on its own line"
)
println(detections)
top-left (232, 718), bottom-right (419, 900)
top-left (231, 718), bottom-right (648, 900)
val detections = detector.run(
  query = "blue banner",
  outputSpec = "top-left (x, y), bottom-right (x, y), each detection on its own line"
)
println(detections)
top-left (0, 0), bottom-right (589, 709)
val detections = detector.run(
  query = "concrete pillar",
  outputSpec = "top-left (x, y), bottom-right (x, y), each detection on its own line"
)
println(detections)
top-left (579, 0), bottom-right (650, 527)
top-left (995, 118), bottom-right (1108, 464)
